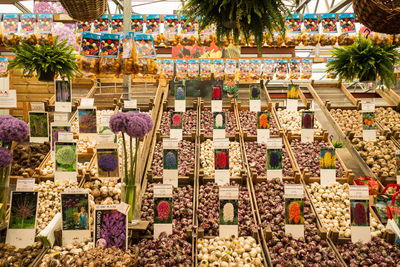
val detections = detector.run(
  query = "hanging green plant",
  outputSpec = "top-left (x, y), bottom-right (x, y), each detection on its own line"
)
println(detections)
top-left (326, 35), bottom-right (400, 88)
top-left (182, 0), bottom-right (289, 49)
top-left (7, 36), bottom-right (78, 82)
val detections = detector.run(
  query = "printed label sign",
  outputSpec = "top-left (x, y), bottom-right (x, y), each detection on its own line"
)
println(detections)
top-left (284, 184), bottom-right (304, 239)
top-left (153, 184), bottom-right (173, 238)
top-left (219, 186), bottom-right (239, 238)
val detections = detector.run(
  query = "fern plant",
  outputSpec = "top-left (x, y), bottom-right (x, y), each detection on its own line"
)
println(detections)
top-left (326, 35), bottom-right (400, 88)
top-left (182, 0), bottom-right (289, 50)
top-left (7, 36), bottom-right (78, 82)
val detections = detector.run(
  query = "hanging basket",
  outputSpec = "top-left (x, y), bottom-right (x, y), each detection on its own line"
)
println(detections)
top-left (353, 0), bottom-right (400, 34)
top-left (59, 0), bottom-right (107, 21)
top-left (38, 70), bottom-right (55, 82)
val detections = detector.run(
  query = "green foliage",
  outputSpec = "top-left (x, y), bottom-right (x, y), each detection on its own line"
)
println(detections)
top-left (182, 0), bottom-right (289, 50)
top-left (326, 35), bottom-right (400, 88)
top-left (223, 82), bottom-right (239, 98)
top-left (332, 141), bottom-right (345, 148)
top-left (7, 37), bottom-right (78, 81)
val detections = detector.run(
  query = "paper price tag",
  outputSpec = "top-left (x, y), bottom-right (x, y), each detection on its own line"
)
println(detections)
top-left (97, 134), bottom-right (115, 143)
top-left (349, 185), bottom-right (369, 200)
top-left (266, 138), bottom-right (282, 149)
top-left (284, 184), bottom-right (304, 198)
top-left (362, 103), bottom-right (375, 113)
top-left (16, 178), bottom-right (35, 192)
top-left (124, 100), bottom-right (137, 109)
top-left (64, 188), bottom-right (85, 193)
top-left (31, 102), bottom-right (45, 111)
top-left (287, 99), bottom-right (298, 112)
top-left (250, 100), bottom-right (261, 113)
top-left (219, 186), bottom-right (239, 200)
top-left (219, 186), bottom-right (239, 238)
top-left (100, 114), bottom-right (111, 124)
top-left (58, 132), bottom-right (74, 142)
top-left (213, 138), bottom-right (230, 149)
top-left (54, 112), bottom-right (69, 122)
top-left (80, 98), bottom-right (94, 107)
top-left (0, 109), bottom-right (9, 115)
top-left (154, 184), bottom-right (173, 198)
top-left (163, 138), bottom-right (179, 149)
top-left (117, 202), bottom-right (131, 216)
top-left (0, 90), bottom-right (17, 108)
top-left (211, 100), bottom-right (222, 113)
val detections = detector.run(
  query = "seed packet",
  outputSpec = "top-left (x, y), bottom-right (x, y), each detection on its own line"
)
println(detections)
top-left (394, 57), bottom-right (400, 78)
top-left (393, 34), bottom-right (400, 45)
top-left (188, 59), bottom-right (199, 80)
top-left (250, 59), bottom-right (262, 80)
top-left (76, 20), bottom-right (92, 33)
top-left (200, 59), bottom-right (212, 80)
top-left (99, 34), bottom-right (121, 76)
top-left (111, 15), bottom-right (123, 33)
top-left (300, 59), bottom-right (312, 79)
top-left (373, 32), bottom-right (393, 45)
top-left (238, 59), bottom-right (250, 80)
top-left (213, 59), bottom-right (225, 80)
top-left (120, 32), bottom-right (137, 75)
top-left (37, 14), bottom-right (54, 45)
top-left (285, 14), bottom-right (302, 46)
top-left (180, 15), bottom-right (197, 46)
top-left (162, 59), bottom-right (174, 79)
top-left (2, 14), bottom-right (20, 46)
top-left (176, 59), bottom-right (187, 80)
top-left (164, 15), bottom-right (180, 47)
top-left (146, 14), bottom-right (161, 35)
top-left (0, 57), bottom-right (9, 77)
top-left (198, 17), bottom-right (214, 47)
top-left (276, 59), bottom-right (288, 80)
top-left (302, 14), bottom-right (320, 46)
top-left (225, 59), bottom-right (237, 80)
top-left (134, 34), bottom-right (156, 58)
top-left (326, 58), bottom-right (336, 79)
top-left (156, 59), bottom-right (162, 78)
top-left (262, 59), bottom-right (275, 80)
top-left (20, 14), bottom-right (37, 45)
top-left (94, 15), bottom-right (109, 33)
top-left (289, 58), bottom-right (301, 80)
top-left (266, 31), bottom-right (284, 47)
top-left (239, 34), bottom-right (256, 46)
top-left (338, 13), bottom-right (356, 46)
top-left (320, 14), bottom-right (337, 46)
top-left (78, 33), bottom-right (101, 74)
top-left (131, 14), bottom-right (144, 33)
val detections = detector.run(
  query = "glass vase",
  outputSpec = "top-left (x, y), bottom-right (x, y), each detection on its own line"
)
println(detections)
top-left (0, 184), bottom-right (8, 225)
top-left (124, 184), bottom-right (141, 225)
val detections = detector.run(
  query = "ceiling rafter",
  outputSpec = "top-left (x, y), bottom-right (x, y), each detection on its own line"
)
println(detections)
top-left (328, 0), bottom-right (352, 13)
top-left (295, 0), bottom-right (312, 13)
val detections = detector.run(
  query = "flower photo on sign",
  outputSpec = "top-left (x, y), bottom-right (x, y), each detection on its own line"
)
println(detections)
top-left (95, 209), bottom-right (127, 249)
top-left (171, 112), bottom-right (183, 129)
top-left (163, 150), bottom-right (178, 170)
top-left (220, 200), bottom-right (238, 225)
top-left (55, 143), bottom-right (76, 172)
top-left (61, 193), bottom-right (89, 230)
top-left (97, 149), bottom-right (119, 178)
top-left (301, 112), bottom-right (314, 129)
top-left (267, 149), bottom-right (282, 170)
top-left (9, 192), bottom-right (38, 229)
top-left (285, 199), bottom-right (304, 225)
top-left (29, 112), bottom-right (48, 138)
top-left (211, 87), bottom-right (222, 100)
top-left (250, 86), bottom-right (260, 100)
top-left (154, 198), bottom-right (172, 224)
top-left (214, 149), bottom-right (229, 170)
top-left (213, 112), bottom-right (225, 129)
top-left (257, 112), bottom-right (270, 129)
top-left (351, 200), bottom-right (369, 226)
top-left (78, 109), bottom-right (97, 134)
top-left (362, 112), bottom-right (375, 130)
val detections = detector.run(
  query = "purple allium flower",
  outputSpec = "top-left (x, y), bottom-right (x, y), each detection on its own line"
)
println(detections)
top-left (0, 147), bottom-right (13, 168)
top-left (165, 151), bottom-right (176, 169)
top-left (109, 112), bottom-right (127, 133)
top-left (134, 112), bottom-right (154, 133)
top-left (125, 113), bottom-right (152, 138)
top-left (0, 116), bottom-right (29, 143)
top-left (98, 154), bottom-right (118, 172)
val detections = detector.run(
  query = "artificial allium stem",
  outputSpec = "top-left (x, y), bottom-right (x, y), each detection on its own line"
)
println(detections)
top-left (129, 137), bottom-right (134, 185)
top-left (122, 133), bottom-right (128, 185)
top-left (134, 137), bottom-right (139, 185)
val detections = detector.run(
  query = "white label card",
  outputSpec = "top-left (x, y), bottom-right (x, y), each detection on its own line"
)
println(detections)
top-left (215, 170), bottom-right (230, 186)
top-left (170, 129), bottom-right (182, 141)
top-left (362, 103), bottom-right (375, 112)
top-left (16, 178), bottom-right (35, 191)
top-left (257, 129), bottom-right (270, 144)
top-left (397, 176), bottom-right (400, 185)
top-left (124, 100), bottom-right (137, 109)
top-left (349, 185), bottom-right (369, 200)
top-left (213, 138), bottom-right (230, 149)
top-left (213, 129), bottom-right (226, 139)
top-left (100, 114), bottom-right (111, 124)
top-left (154, 184), bottom-right (173, 198)
top-left (58, 132), bottom-right (74, 142)
top-left (212, 100), bottom-right (222, 113)
top-left (301, 129), bottom-right (314, 143)
top-left (31, 102), bottom-right (45, 111)
top-left (54, 112), bottom-right (69, 122)
top-left (320, 169), bottom-right (336, 186)
top-left (0, 90), bottom-right (16, 108)
top-left (163, 138), bottom-right (179, 149)
top-left (284, 184), bottom-right (304, 198)
top-left (97, 134), bottom-right (115, 144)
top-left (287, 99), bottom-right (298, 112)
top-left (219, 186), bottom-right (239, 200)
top-left (267, 170), bottom-right (282, 180)
top-left (175, 100), bottom-right (186, 113)
top-left (363, 130), bottom-right (376, 141)
top-left (163, 172), bottom-right (178, 188)
top-left (153, 184), bottom-right (173, 239)
top-left (64, 188), bottom-right (86, 193)
top-left (250, 100), bottom-right (261, 113)
top-left (117, 202), bottom-right (131, 216)
top-left (0, 109), bottom-right (9, 115)
top-left (55, 102), bottom-right (72, 113)
top-left (219, 186), bottom-right (239, 238)
top-left (80, 98), bottom-right (94, 107)
top-left (266, 138), bottom-right (282, 149)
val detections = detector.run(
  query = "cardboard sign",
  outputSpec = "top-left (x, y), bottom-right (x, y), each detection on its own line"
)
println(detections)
top-left (0, 90), bottom-right (17, 108)
top-left (55, 80), bottom-right (72, 113)
top-left (163, 138), bottom-right (179, 188)
top-left (257, 112), bottom-right (270, 144)
top-left (349, 185), bottom-right (371, 243)
top-left (170, 112), bottom-right (183, 140)
top-left (54, 141), bottom-right (77, 183)
top-left (174, 85), bottom-right (186, 112)
top-left (153, 184), bottom-right (173, 238)
top-left (96, 144), bottom-right (119, 179)
top-left (284, 184), bottom-right (304, 239)
top-left (61, 193), bottom-right (90, 245)
top-left (213, 112), bottom-right (226, 139)
top-left (16, 178), bottom-right (35, 192)
top-left (214, 139), bottom-right (230, 186)
top-left (320, 148), bottom-right (336, 186)
top-left (80, 98), bottom-right (94, 107)
top-left (29, 112), bottom-right (49, 143)
top-left (94, 205), bottom-right (128, 249)
top-left (219, 186), bottom-right (239, 238)
top-left (6, 191), bottom-right (38, 248)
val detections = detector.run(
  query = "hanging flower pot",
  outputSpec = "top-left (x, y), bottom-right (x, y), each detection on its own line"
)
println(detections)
top-left (59, 0), bottom-right (107, 21)
top-left (38, 69), bottom-right (55, 82)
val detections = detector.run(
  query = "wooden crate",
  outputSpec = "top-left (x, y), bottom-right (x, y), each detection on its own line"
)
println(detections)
top-left (199, 99), bottom-right (240, 142)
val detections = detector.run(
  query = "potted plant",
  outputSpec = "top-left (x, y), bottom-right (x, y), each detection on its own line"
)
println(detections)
top-left (223, 80), bottom-right (239, 98)
top-left (7, 36), bottom-right (78, 82)
top-left (326, 35), bottom-right (400, 88)
top-left (182, 0), bottom-right (289, 49)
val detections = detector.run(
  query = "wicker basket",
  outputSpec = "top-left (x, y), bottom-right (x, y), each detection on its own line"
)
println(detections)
top-left (60, 0), bottom-right (107, 21)
top-left (353, 0), bottom-right (400, 34)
